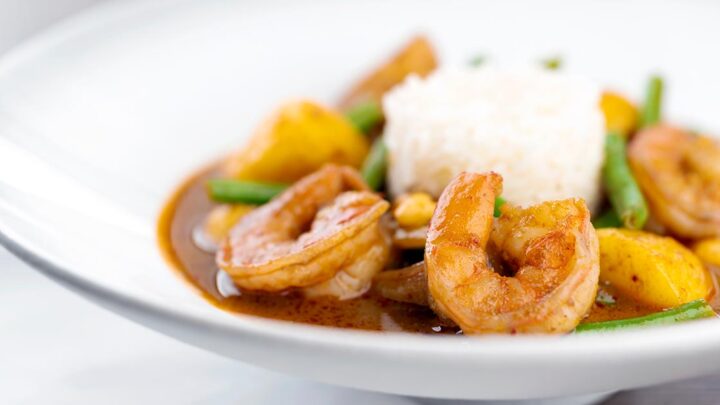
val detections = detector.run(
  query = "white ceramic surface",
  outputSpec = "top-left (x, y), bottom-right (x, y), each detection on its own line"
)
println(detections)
top-left (0, 248), bottom-right (417, 405)
top-left (1, 0), bottom-right (720, 401)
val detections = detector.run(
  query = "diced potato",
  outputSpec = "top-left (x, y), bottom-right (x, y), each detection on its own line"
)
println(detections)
top-left (693, 238), bottom-right (720, 268)
top-left (204, 204), bottom-right (254, 244)
top-left (337, 36), bottom-right (437, 111)
top-left (600, 91), bottom-right (638, 138)
top-left (393, 192), bottom-right (436, 229)
top-left (598, 228), bottom-right (713, 307)
top-left (224, 100), bottom-right (369, 182)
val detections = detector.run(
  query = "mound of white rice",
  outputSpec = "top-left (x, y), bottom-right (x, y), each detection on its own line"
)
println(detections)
top-left (383, 66), bottom-right (605, 211)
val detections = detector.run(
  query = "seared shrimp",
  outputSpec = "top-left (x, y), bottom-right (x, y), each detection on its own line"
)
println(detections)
top-left (302, 192), bottom-right (391, 299)
top-left (217, 165), bottom-right (391, 299)
top-left (425, 172), bottom-right (599, 334)
top-left (628, 125), bottom-right (720, 239)
top-left (372, 262), bottom-right (428, 306)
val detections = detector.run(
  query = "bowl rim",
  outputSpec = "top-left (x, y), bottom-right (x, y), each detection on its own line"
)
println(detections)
top-left (4, 217), bottom-right (720, 364)
top-left (2, 0), bottom-right (720, 369)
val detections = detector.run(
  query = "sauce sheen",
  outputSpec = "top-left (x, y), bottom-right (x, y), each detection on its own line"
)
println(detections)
top-left (158, 167), bottom-right (671, 333)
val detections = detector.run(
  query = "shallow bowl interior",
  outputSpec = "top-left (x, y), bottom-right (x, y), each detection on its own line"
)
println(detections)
top-left (1, 0), bottom-right (720, 400)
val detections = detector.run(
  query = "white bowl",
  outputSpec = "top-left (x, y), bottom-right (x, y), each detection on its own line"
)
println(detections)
top-left (2, 0), bottom-right (720, 401)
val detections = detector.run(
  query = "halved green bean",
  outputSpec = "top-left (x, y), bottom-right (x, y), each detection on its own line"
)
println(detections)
top-left (206, 179), bottom-right (287, 204)
top-left (345, 100), bottom-right (383, 135)
top-left (541, 56), bottom-right (562, 70)
top-left (575, 299), bottom-right (715, 333)
top-left (494, 196), bottom-right (506, 218)
top-left (602, 133), bottom-right (649, 229)
top-left (361, 138), bottom-right (388, 190)
top-left (592, 209), bottom-right (622, 229)
top-left (641, 75), bottom-right (663, 127)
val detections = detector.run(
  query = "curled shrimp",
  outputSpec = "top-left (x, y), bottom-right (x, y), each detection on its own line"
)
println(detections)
top-left (628, 125), bottom-right (720, 239)
top-left (425, 172), bottom-right (599, 334)
top-left (217, 165), bottom-right (391, 299)
top-left (372, 262), bottom-right (429, 306)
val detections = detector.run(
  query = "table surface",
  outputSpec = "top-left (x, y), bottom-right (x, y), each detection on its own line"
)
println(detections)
top-left (2, 247), bottom-right (719, 404)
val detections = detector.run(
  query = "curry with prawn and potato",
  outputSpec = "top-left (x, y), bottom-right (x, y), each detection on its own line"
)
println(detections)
top-left (158, 36), bottom-right (720, 335)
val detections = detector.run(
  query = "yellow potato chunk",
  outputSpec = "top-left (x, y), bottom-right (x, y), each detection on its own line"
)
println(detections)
top-left (600, 91), bottom-right (638, 138)
top-left (393, 192), bottom-right (436, 229)
top-left (204, 204), bottom-right (254, 244)
top-left (598, 228), bottom-right (713, 307)
top-left (337, 35), bottom-right (437, 111)
top-left (693, 238), bottom-right (720, 268)
top-left (224, 100), bottom-right (369, 182)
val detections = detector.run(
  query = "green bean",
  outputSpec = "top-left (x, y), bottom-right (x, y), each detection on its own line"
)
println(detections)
top-left (361, 138), bottom-right (388, 190)
top-left (494, 196), bottom-right (506, 218)
top-left (469, 55), bottom-right (487, 67)
top-left (575, 299), bottom-right (715, 333)
top-left (641, 75), bottom-right (663, 127)
top-left (592, 209), bottom-right (622, 229)
top-left (602, 133), bottom-right (649, 229)
top-left (541, 56), bottom-right (562, 70)
top-left (206, 179), bottom-right (287, 204)
top-left (345, 100), bottom-right (383, 135)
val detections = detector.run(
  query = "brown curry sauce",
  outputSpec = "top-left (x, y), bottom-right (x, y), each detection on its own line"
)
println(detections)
top-left (158, 167), bottom-right (668, 334)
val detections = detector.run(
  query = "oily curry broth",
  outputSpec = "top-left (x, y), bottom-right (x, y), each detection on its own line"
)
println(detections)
top-left (584, 284), bottom-right (658, 323)
top-left (159, 168), bottom-right (668, 333)
top-left (159, 168), bottom-right (447, 333)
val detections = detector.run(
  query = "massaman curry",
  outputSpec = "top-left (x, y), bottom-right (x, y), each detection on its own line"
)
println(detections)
top-left (158, 36), bottom-right (720, 335)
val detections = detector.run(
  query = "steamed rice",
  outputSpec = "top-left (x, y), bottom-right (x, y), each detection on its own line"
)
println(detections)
top-left (382, 66), bottom-right (605, 211)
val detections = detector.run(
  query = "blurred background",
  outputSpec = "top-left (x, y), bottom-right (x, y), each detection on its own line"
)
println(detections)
top-left (1, 1), bottom-right (719, 404)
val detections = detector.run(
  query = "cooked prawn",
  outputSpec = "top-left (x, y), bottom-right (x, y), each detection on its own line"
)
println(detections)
top-left (217, 165), bottom-right (390, 299)
top-left (302, 192), bottom-right (391, 299)
top-left (628, 125), bottom-right (720, 239)
top-left (372, 262), bottom-right (429, 306)
top-left (425, 172), bottom-right (599, 334)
